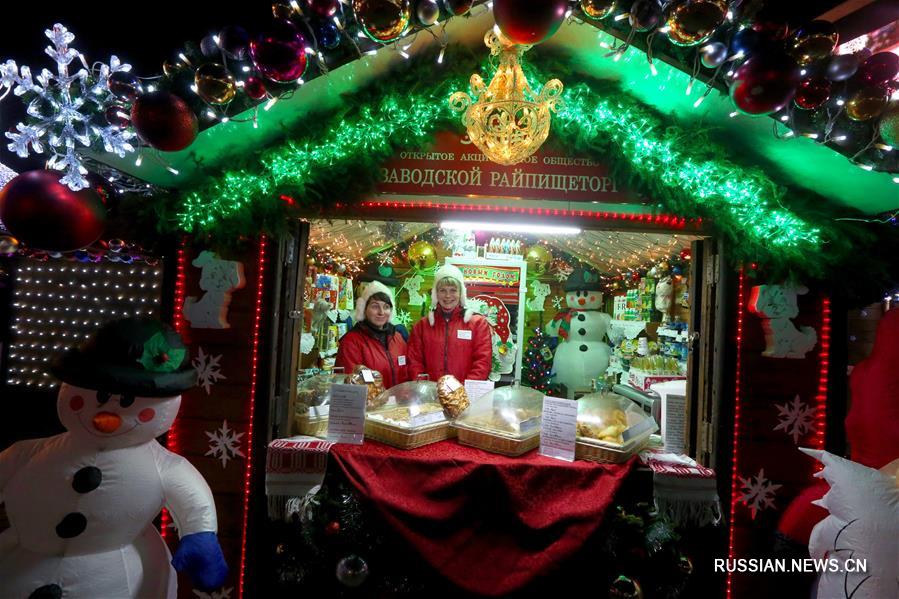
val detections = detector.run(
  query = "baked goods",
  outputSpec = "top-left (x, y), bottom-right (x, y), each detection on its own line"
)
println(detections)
top-left (437, 375), bottom-right (469, 418)
top-left (348, 365), bottom-right (387, 409)
top-left (367, 403), bottom-right (445, 428)
top-left (464, 407), bottom-right (541, 434)
top-left (576, 408), bottom-right (629, 445)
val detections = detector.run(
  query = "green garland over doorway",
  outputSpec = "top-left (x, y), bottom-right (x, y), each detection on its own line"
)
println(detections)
top-left (145, 47), bottom-right (889, 293)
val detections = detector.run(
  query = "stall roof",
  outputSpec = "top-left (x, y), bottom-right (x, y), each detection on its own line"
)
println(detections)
top-left (90, 8), bottom-right (898, 215)
top-left (308, 219), bottom-right (700, 275)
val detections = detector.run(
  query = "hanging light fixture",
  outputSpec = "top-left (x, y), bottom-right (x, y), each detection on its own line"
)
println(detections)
top-left (449, 30), bottom-right (563, 166)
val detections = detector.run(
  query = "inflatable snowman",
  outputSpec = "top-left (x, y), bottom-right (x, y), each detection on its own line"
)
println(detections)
top-left (546, 266), bottom-right (611, 398)
top-left (0, 317), bottom-right (227, 598)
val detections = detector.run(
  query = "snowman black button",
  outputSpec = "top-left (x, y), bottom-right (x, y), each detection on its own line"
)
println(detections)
top-left (579, 344), bottom-right (588, 352)
top-left (29, 584), bottom-right (62, 599)
top-left (72, 466), bottom-right (102, 494)
top-left (578, 328), bottom-right (586, 336)
top-left (577, 314), bottom-right (586, 322)
top-left (56, 513), bottom-right (87, 538)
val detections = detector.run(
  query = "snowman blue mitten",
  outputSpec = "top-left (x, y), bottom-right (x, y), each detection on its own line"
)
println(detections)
top-left (172, 531), bottom-right (229, 591)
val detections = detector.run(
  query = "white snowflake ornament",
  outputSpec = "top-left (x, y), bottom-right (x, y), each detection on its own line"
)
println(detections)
top-left (193, 347), bottom-right (226, 395)
top-left (738, 468), bottom-right (782, 519)
top-left (1, 24), bottom-right (136, 190)
top-left (206, 420), bottom-right (245, 468)
top-left (193, 587), bottom-right (234, 599)
top-left (773, 395), bottom-right (816, 444)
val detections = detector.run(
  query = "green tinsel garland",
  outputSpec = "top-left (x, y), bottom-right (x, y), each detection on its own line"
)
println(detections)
top-left (136, 46), bottom-right (894, 298)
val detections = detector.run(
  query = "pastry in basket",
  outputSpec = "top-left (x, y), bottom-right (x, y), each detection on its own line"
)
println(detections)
top-left (437, 375), bottom-right (469, 418)
top-left (349, 364), bottom-right (387, 409)
top-left (466, 407), bottom-right (540, 434)
top-left (368, 403), bottom-right (445, 427)
top-left (577, 409), bottom-right (629, 445)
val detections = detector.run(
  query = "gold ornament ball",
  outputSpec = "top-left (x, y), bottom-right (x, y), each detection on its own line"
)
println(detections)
top-left (407, 240), bottom-right (437, 269)
top-left (352, 0), bottom-right (411, 43)
top-left (665, 0), bottom-right (727, 47)
top-left (877, 103), bottom-right (899, 147)
top-left (789, 23), bottom-right (839, 66)
top-left (0, 235), bottom-right (20, 256)
top-left (580, 0), bottom-right (616, 20)
top-left (195, 63), bottom-right (237, 105)
top-left (846, 87), bottom-right (888, 122)
top-left (525, 244), bottom-right (552, 274)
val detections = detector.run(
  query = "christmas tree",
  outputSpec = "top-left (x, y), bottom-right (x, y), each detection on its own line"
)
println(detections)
top-left (522, 329), bottom-right (558, 394)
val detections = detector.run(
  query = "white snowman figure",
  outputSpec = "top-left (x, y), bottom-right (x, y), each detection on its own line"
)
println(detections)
top-left (546, 266), bottom-right (611, 398)
top-left (0, 318), bottom-right (227, 598)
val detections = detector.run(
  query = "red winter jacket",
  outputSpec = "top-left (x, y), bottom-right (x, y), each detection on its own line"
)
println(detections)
top-left (407, 306), bottom-right (493, 383)
top-left (335, 324), bottom-right (409, 389)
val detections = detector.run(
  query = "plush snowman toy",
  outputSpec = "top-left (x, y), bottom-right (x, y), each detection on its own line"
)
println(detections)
top-left (0, 318), bottom-right (227, 598)
top-left (546, 266), bottom-right (612, 398)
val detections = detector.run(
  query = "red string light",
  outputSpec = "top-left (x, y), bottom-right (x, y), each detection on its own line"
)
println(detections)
top-left (239, 236), bottom-right (267, 599)
top-left (356, 200), bottom-right (700, 229)
top-left (161, 239), bottom-right (189, 540)
top-left (726, 268), bottom-right (745, 598)
top-left (814, 298), bottom-right (831, 463)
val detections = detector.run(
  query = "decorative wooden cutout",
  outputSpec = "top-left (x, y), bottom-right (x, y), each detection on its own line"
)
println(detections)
top-left (183, 251), bottom-right (246, 329)
top-left (748, 284), bottom-right (817, 359)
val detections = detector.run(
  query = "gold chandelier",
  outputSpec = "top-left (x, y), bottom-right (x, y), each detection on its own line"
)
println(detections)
top-left (449, 30), bottom-right (563, 166)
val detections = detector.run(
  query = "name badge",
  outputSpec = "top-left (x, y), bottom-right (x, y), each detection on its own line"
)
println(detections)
top-left (398, 355), bottom-right (407, 366)
top-left (457, 329), bottom-right (472, 340)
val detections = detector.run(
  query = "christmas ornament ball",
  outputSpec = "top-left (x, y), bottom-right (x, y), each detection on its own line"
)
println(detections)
top-left (793, 77), bottom-right (831, 110)
top-left (665, 0), bottom-right (727, 47)
top-left (194, 63), bottom-right (237, 105)
top-left (493, 0), bottom-right (569, 45)
top-left (407, 240), bottom-right (437, 269)
top-left (845, 87), bottom-right (888, 122)
top-left (416, 0), bottom-right (441, 25)
top-left (335, 555), bottom-right (369, 587)
top-left (0, 235), bottom-right (20, 256)
top-left (878, 104), bottom-right (899, 148)
top-left (314, 19), bottom-right (342, 50)
top-left (353, 0), bottom-right (412, 43)
top-left (580, 0), bottom-right (616, 21)
top-left (307, 0), bottom-right (341, 18)
top-left (442, 0), bottom-right (472, 16)
top-left (130, 91), bottom-right (198, 152)
top-left (249, 19), bottom-right (308, 82)
top-left (729, 51), bottom-right (800, 116)
top-left (325, 520), bottom-right (341, 536)
top-left (0, 170), bottom-right (107, 252)
top-left (107, 70), bottom-right (141, 101)
top-left (244, 76), bottom-right (268, 100)
top-left (525, 244), bottom-right (552, 274)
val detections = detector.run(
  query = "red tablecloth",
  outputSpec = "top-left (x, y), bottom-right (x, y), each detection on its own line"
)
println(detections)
top-left (330, 440), bottom-right (636, 596)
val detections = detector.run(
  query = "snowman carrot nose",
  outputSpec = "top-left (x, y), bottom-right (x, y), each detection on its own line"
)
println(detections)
top-left (92, 411), bottom-right (122, 433)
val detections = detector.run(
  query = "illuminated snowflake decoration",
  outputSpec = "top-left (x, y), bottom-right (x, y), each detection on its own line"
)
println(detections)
top-left (394, 309), bottom-right (412, 328)
top-left (205, 420), bottom-right (245, 468)
top-left (552, 296), bottom-right (564, 310)
top-left (1, 23), bottom-right (135, 190)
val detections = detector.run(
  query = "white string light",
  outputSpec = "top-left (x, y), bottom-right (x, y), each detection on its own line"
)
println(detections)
top-left (6, 259), bottom-right (163, 387)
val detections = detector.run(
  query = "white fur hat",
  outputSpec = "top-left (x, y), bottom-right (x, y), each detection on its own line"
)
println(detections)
top-left (428, 264), bottom-right (474, 325)
top-left (354, 280), bottom-right (394, 323)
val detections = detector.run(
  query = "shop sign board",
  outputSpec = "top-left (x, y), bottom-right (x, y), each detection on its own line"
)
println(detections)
top-left (376, 131), bottom-right (635, 202)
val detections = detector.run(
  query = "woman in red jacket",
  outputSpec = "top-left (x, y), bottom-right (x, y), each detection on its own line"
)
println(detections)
top-left (335, 281), bottom-right (409, 388)
top-left (407, 264), bottom-right (493, 383)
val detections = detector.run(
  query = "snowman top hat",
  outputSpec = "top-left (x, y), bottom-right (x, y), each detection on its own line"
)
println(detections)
top-left (52, 317), bottom-right (195, 397)
top-left (564, 265), bottom-right (603, 292)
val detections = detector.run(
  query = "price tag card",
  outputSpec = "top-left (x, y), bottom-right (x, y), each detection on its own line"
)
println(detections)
top-left (539, 396), bottom-right (578, 462)
top-left (361, 369), bottom-right (375, 383)
top-left (326, 384), bottom-right (367, 444)
top-left (464, 379), bottom-right (494, 401)
top-left (410, 410), bottom-right (447, 428)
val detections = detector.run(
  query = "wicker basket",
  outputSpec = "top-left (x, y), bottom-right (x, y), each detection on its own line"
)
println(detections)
top-left (364, 419), bottom-right (455, 449)
top-left (295, 413), bottom-right (329, 438)
top-left (454, 425), bottom-right (540, 457)
top-left (575, 434), bottom-right (651, 463)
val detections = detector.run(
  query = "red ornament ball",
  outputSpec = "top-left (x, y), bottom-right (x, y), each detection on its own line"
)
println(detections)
top-left (793, 77), bottom-right (831, 110)
top-left (325, 521), bottom-right (341, 536)
top-left (443, 0), bottom-right (472, 16)
top-left (0, 170), bottom-right (107, 252)
top-left (250, 19), bottom-right (308, 82)
top-left (858, 52), bottom-right (899, 86)
top-left (729, 51), bottom-right (800, 116)
top-left (130, 91), bottom-right (198, 152)
top-left (306, 0), bottom-right (341, 18)
top-left (244, 76), bottom-right (268, 100)
top-left (493, 0), bottom-right (569, 45)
